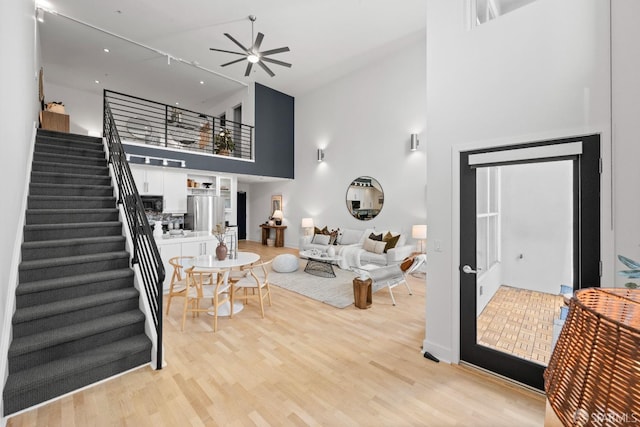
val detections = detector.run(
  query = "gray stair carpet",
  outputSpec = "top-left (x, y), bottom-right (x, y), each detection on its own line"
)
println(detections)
top-left (3, 129), bottom-right (152, 416)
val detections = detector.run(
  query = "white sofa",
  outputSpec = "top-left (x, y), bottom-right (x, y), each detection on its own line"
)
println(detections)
top-left (299, 228), bottom-right (415, 268)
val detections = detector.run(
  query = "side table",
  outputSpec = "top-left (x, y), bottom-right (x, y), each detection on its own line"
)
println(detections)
top-left (260, 224), bottom-right (287, 247)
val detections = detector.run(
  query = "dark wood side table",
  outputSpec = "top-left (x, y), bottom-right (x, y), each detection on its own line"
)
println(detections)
top-left (260, 224), bottom-right (287, 247)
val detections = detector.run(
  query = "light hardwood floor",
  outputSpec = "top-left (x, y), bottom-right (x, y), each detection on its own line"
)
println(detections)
top-left (7, 241), bottom-right (544, 426)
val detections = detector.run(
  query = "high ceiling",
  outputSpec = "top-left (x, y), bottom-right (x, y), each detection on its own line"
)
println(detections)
top-left (38, 0), bottom-right (427, 112)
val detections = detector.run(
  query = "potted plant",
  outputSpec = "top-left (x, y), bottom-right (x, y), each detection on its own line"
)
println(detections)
top-left (617, 255), bottom-right (640, 288)
top-left (214, 128), bottom-right (234, 156)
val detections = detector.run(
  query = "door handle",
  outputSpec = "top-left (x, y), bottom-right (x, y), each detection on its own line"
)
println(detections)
top-left (462, 265), bottom-right (480, 274)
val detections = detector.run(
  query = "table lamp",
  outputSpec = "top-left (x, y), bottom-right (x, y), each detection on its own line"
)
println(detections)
top-left (272, 210), bottom-right (283, 225)
top-left (412, 224), bottom-right (427, 253)
top-left (544, 288), bottom-right (640, 426)
top-left (301, 218), bottom-right (314, 236)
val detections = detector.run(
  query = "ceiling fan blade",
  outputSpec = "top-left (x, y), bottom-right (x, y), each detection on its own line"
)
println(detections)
top-left (253, 32), bottom-right (264, 51)
top-left (245, 62), bottom-right (253, 77)
top-left (209, 47), bottom-right (246, 56)
top-left (224, 33), bottom-right (250, 53)
top-left (257, 60), bottom-right (275, 77)
top-left (221, 57), bottom-right (247, 67)
top-left (261, 57), bottom-right (292, 68)
top-left (259, 46), bottom-right (290, 56)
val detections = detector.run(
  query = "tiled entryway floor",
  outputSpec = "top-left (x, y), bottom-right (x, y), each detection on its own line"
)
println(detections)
top-left (477, 285), bottom-right (564, 366)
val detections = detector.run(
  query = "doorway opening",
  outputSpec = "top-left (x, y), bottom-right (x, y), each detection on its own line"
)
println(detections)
top-left (460, 134), bottom-right (600, 390)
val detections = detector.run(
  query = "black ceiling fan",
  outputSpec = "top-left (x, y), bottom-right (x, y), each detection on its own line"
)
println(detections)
top-left (209, 15), bottom-right (291, 77)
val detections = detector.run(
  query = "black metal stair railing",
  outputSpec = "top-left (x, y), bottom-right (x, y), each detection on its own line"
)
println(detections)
top-left (103, 99), bottom-right (165, 370)
top-left (104, 89), bottom-right (254, 160)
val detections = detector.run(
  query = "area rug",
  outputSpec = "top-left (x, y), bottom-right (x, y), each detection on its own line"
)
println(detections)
top-left (269, 260), bottom-right (357, 308)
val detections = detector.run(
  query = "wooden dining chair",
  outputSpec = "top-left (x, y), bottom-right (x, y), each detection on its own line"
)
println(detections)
top-left (166, 256), bottom-right (213, 314)
top-left (166, 256), bottom-right (192, 315)
top-left (231, 259), bottom-right (273, 318)
top-left (181, 267), bottom-right (232, 332)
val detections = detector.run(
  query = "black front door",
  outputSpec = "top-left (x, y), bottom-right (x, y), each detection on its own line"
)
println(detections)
top-left (459, 134), bottom-right (600, 390)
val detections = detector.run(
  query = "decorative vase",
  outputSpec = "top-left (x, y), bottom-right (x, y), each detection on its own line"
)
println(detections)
top-left (215, 242), bottom-right (228, 261)
top-left (327, 246), bottom-right (336, 257)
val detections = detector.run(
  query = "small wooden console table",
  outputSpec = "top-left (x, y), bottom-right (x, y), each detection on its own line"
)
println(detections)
top-left (260, 224), bottom-right (287, 247)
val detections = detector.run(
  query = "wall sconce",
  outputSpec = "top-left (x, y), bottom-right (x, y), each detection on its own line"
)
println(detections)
top-left (410, 134), bottom-right (420, 151)
top-left (36, 8), bottom-right (44, 23)
top-left (317, 148), bottom-right (325, 162)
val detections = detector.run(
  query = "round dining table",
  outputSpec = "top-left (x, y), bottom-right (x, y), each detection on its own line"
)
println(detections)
top-left (183, 251), bottom-right (260, 317)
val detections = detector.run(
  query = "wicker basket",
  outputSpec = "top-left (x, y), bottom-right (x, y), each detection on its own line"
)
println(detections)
top-left (544, 288), bottom-right (640, 426)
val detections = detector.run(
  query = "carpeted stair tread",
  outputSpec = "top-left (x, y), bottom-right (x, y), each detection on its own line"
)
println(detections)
top-left (33, 151), bottom-right (106, 167)
top-left (35, 142), bottom-right (105, 159)
top-left (29, 183), bottom-right (113, 197)
top-left (23, 221), bottom-right (123, 242)
top-left (19, 251), bottom-right (129, 271)
top-left (4, 334), bottom-right (150, 394)
top-left (32, 160), bottom-right (109, 176)
top-left (36, 131), bottom-right (102, 146)
top-left (16, 269), bottom-right (133, 297)
top-left (21, 235), bottom-right (125, 261)
top-left (8, 310), bottom-right (145, 358)
top-left (24, 221), bottom-right (121, 233)
top-left (26, 208), bottom-right (119, 224)
top-left (22, 235), bottom-right (124, 250)
top-left (27, 195), bottom-right (116, 210)
top-left (12, 288), bottom-right (139, 326)
top-left (30, 171), bottom-right (111, 185)
top-left (33, 150), bottom-right (107, 167)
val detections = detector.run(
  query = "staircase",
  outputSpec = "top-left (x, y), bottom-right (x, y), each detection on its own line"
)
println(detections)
top-left (3, 129), bottom-right (152, 415)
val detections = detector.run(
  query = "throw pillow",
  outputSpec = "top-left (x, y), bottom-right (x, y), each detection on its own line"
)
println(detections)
top-left (339, 229), bottom-right (363, 245)
top-left (383, 232), bottom-right (401, 253)
top-left (369, 232), bottom-right (383, 241)
top-left (311, 234), bottom-right (331, 245)
top-left (363, 238), bottom-right (386, 254)
top-left (314, 226), bottom-right (330, 235)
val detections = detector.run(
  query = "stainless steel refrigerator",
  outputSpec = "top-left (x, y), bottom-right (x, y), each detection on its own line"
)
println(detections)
top-left (185, 195), bottom-right (224, 232)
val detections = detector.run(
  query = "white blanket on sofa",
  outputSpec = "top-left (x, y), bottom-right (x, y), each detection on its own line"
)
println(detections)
top-left (338, 246), bottom-right (364, 269)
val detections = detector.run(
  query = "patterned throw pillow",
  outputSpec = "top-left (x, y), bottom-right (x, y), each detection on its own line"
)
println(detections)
top-left (369, 232), bottom-right (383, 241)
top-left (383, 232), bottom-right (401, 253)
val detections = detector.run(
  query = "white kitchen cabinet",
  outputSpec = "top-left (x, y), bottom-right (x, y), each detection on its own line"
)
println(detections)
top-left (158, 242), bottom-right (181, 291)
top-left (131, 165), bottom-right (164, 195)
top-left (163, 169), bottom-right (187, 213)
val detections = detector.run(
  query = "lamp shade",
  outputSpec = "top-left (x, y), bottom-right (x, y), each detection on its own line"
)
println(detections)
top-left (544, 288), bottom-right (640, 426)
top-left (301, 218), bottom-right (314, 228)
top-left (272, 210), bottom-right (283, 220)
top-left (412, 224), bottom-right (427, 240)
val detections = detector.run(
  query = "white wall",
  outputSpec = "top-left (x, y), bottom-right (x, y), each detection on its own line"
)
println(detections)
top-left (425, 0), bottom-right (612, 363)
top-left (500, 161), bottom-right (573, 294)
top-left (246, 33), bottom-right (427, 247)
top-left (0, 0), bottom-right (40, 419)
top-left (45, 82), bottom-right (102, 135)
top-left (612, 0), bottom-right (640, 286)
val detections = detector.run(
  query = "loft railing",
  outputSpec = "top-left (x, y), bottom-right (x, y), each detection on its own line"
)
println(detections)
top-left (103, 99), bottom-right (165, 370)
top-left (104, 90), bottom-right (254, 161)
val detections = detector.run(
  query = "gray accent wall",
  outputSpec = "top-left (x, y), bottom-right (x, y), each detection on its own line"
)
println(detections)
top-left (123, 83), bottom-right (294, 179)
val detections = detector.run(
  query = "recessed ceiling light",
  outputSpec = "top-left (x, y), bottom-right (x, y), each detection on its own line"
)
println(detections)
top-left (103, 48), bottom-right (110, 53)
top-left (94, 80), bottom-right (100, 84)
top-left (200, 81), bottom-right (204, 85)
top-left (175, 102), bottom-right (179, 106)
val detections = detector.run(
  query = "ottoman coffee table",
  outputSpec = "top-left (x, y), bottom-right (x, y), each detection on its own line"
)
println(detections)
top-left (299, 250), bottom-right (343, 278)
